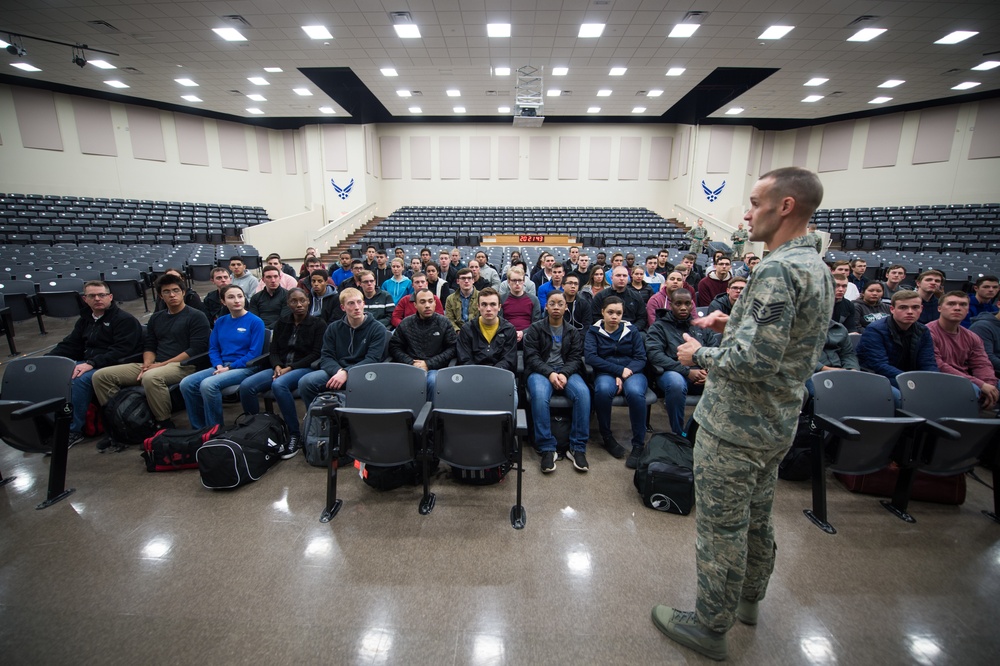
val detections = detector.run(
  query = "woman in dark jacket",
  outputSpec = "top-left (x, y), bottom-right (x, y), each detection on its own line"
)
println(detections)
top-left (238, 288), bottom-right (326, 457)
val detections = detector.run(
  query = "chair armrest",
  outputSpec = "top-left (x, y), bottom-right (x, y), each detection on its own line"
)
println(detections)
top-left (515, 408), bottom-right (528, 436)
top-left (11, 397), bottom-right (65, 419)
top-left (896, 410), bottom-right (961, 440)
top-left (813, 412), bottom-right (861, 440)
top-left (412, 401), bottom-right (432, 435)
top-left (244, 353), bottom-right (271, 371)
top-left (180, 351), bottom-right (210, 369)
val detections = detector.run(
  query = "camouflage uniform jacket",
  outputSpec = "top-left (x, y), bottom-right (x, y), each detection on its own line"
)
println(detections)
top-left (692, 233), bottom-right (834, 449)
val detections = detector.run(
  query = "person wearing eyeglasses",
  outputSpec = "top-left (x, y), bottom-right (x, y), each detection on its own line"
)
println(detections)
top-left (445, 267), bottom-right (480, 333)
top-left (707, 277), bottom-right (747, 316)
top-left (357, 269), bottom-right (394, 328)
top-left (48, 280), bottom-right (144, 448)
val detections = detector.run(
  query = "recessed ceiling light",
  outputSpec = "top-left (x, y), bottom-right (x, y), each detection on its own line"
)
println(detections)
top-left (597, 89), bottom-right (612, 97)
top-left (302, 25), bottom-right (333, 40)
top-left (397, 90), bottom-right (412, 97)
top-left (264, 67), bottom-right (283, 73)
top-left (609, 67), bottom-right (627, 76)
top-left (869, 97), bottom-right (892, 104)
top-left (952, 81), bottom-right (980, 90)
top-left (725, 107), bottom-right (744, 115)
top-left (293, 88), bottom-right (312, 96)
top-left (587, 107), bottom-right (601, 113)
top-left (547, 89), bottom-right (561, 97)
top-left (247, 77), bottom-right (269, 85)
top-left (879, 79), bottom-right (905, 88)
top-left (10, 63), bottom-right (41, 72)
top-left (89, 60), bottom-right (116, 70)
top-left (213, 27), bottom-right (246, 42)
top-left (487, 24), bottom-right (511, 38)
top-left (847, 28), bottom-right (886, 42)
top-left (380, 67), bottom-right (398, 76)
top-left (394, 24), bottom-right (421, 39)
top-left (972, 61), bottom-right (1000, 71)
top-left (666, 67), bottom-right (685, 76)
top-left (579, 24), bottom-right (604, 38)
top-left (408, 106), bottom-right (422, 113)
top-left (669, 24), bottom-right (699, 38)
top-left (647, 89), bottom-right (663, 97)
top-left (804, 78), bottom-right (828, 86)
top-left (319, 107), bottom-right (335, 114)
top-left (175, 78), bottom-right (198, 87)
top-left (453, 106), bottom-right (466, 113)
top-left (759, 25), bottom-right (794, 40)
top-left (105, 80), bottom-right (129, 89)
top-left (447, 89), bottom-right (461, 97)
top-left (935, 31), bottom-right (977, 44)
top-left (494, 67), bottom-right (510, 76)
top-left (498, 106), bottom-right (510, 113)
top-left (181, 95), bottom-right (202, 102)
top-left (247, 94), bottom-right (266, 101)
top-left (802, 95), bottom-right (824, 102)
top-left (246, 108), bottom-right (263, 115)
top-left (552, 67), bottom-right (569, 76)
top-left (632, 107), bottom-right (646, 113)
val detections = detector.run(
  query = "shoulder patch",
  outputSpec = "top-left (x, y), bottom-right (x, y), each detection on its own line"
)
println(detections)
top-left (750, 298), bottom-right (786, 325)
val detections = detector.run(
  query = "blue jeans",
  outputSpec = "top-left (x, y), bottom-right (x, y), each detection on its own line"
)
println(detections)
top-left (239, 367), bottom-right (311, 435)
top-left (70, 368), bottom-right (96, 433)
top-left (426, 369), bottom-right (438, 398)
top-left (527, 372), bottom-right (591, 452)
top-left (298, 369), bottom-right (332, 408)
top-left (657, 370), bottom-right (702, 436)
top-left (593, 372), bottom-right (647, 447)
top-left (180, 367), bottom-right (254, 429)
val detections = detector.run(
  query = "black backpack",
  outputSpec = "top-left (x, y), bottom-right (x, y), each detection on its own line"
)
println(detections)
top-left (779, 414), bottom-right (823, 481)
top-left (633, 432), bottom-right (695, 515)
top-left (197, 413), bottom-right (288, 489)
top-left (302, 392), bottom-right (344, 467)
top-left (141, 425), bottom-right (220, 472)
top-left (102, 387), bottom-right (159, 451)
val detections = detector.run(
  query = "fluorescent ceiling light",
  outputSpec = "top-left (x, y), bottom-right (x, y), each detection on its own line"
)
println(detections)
top-left (302, 25), bottom-right (333, 40)
top-left (319, 107), bottom-right (335, 114)
top-left (802, 95), bottom-right (824, 102)
top-left (247, 94), bottom-right (266, 101)
top-left (247, 77), bottom-right (269, 85)
top-left (494, 67), bottom-right (510, 76)
top-left (597, 89), bottom-right (612, 97)
top-left (487, 24), bottom-right (511, 38)
top-left (498, 106), bottom-right (510, 113)
top-left (408, 106), bottom-right (422, 113)
top-left (104, 80), bottom-right (129, 88)
top-left (396, 89), bottom-right (412, 97)
top-left (647, 89), bottom-right (663, 97)
top-left (759, 26), bottom-right (794, 40)
top-left (587, 107), bottom-right (601, 113)
top-left (847, 28), bottom-right (886, 42)
top-left (181, 95), bottom-right (202, 102)
top-left (394, 24), bottom-right (421, 39)
top-left (10, 63), bottom-right (41, 72)
top-left (972, 61), bottom-right (1000, 71)
top-left (632, 107), bottom-right (646, 113)
top-left (89, 60), bottom-right (116, 69)
top-left (952, 81), bottom-right (980, 90)
top-left (609, 67), bottom-right (627, 76)
top-left (264, 67), bottom-right (283, 73)
top-left (380, 68), bottom-right (397, 76)
top-left (246, 108), bottom-right (264, 115)
top-left (935, 31), bottom-right (977, 45)
top-left (725, 107), bottom-right (744, 115)
top-left (869, 97), bottom-right (892, 104)
top-left (551, 67), bottom-right (568, 76)
top-left (213, 28), bottom-right (246, 42)
top-left (669, 24), bottom-right (699, 38)
top-left (446, 89), bottom-right (461, 97)
top-left (666, 67), bottom-right (685, 76)
top-left (547, 89), bottom-right (561, 97)
top-left (175, 78), bottom-right (198, 86)
top-left (579, 24), bottom-right (604, 38)
top-left (453, 106), bottom-right (466, 113)
top-left (804, 78), bottom-right (828, 86)
top-left (293, 88), bottom-right (312, 96)
top-left (879, 79), bottom-right (904, 88)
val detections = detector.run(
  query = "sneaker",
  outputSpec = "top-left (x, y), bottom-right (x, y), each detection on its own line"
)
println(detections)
top-left (281, 435), bottom-right (300, 460)
top-left (569, 450), bottom-right (589, 472)
top-left (651, 605), bottom-right (728, 661)
top-left (626, 445), bottom-right (643, 469)
top-left (95, 437), bottom-right (114, 453)
top-left (601, 433), bottom-right (627, 459)
top-left (67, 431), bottom-right (84, 449)
top-left (540, 451), bottom-right (556, 473)
top-left (737, 599), bottom-right (758, 626)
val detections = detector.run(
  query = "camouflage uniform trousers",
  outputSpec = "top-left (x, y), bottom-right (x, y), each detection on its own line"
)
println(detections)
top-left (693, 428), bottom-right (788, 633)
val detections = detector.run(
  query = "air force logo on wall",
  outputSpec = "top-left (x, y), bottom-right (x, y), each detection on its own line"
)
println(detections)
top-left (331, 178), bottom-right (355, 200)
top-left (702, 180), bottom-right (725, 202)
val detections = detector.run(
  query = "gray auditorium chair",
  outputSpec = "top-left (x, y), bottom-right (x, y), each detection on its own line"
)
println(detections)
top-left (105, 268), bottom-right (149, 312)
top-left (37, 278), bottom-right (86, 325)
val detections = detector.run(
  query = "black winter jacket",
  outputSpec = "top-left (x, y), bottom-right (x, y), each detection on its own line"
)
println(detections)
top-left (457, 317), bottom-right (518, 372)
top-left (645, 311), bottom-right (720, 377)
top-left (268, 314), bottom-right (326, 370)
top-left (522, 318), bottom-right (585, 379)
top-left (388, 312), bottom-right (457, 369)
top-left (49, 302), bottom-right (143, 368)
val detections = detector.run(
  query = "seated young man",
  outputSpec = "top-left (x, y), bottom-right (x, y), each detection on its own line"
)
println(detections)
top-left (523, 291), bottom-right (591, 474)
top-left (456, 287), bottom-right (517, 373)
top-left (445, 268), bottom-right (480, 332)
top-left (390, 272), bottom-right (444, 328)
top-left (93, 273), bottom-right (211, 433)
top-left (388, 288), bottom-right (457, 395)
top-left (500, 266), bottom-right (541, 343)
top-left (804, 319), bottom-right (860, 400)
top-left (357, 270), bottom-right (394, 328)
top-left (971, 309), bottom-right (1000, 375)
top-left (706, 277), bottom-right (745, 316)
top-left (249, 265), bottom-right (291, 328)
top-left (963, 275), bottom-right (999, 328)
top-left (202, 267), bottom-right (232, 327)
top-left (228, 255), bottom-right (258, 295)
top-left (914, 269), bottom-right (944, 325)
top-left (927, 291), bottom-right (1000, 409)
top-left (561, 273), bottom-right (591, 331)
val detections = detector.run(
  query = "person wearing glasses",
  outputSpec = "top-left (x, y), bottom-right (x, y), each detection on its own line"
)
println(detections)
top-left (445, 268), bottom-right (480, 333)
top-left (357, 269), bottom-right (394, 328)
top-left (48, 280), bottom-right (144, 448)
top-left (707, 277), bottom-right (747, 316)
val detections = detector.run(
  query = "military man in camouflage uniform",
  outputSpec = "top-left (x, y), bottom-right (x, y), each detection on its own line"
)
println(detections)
top-left (651, 167), bottom-right (834, 661)
top-left (686, 219), bottom-right (710, 255)
top-left (730, 222), bottom-right (749, 260)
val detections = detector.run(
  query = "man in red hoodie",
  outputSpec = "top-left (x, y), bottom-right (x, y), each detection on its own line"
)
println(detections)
top-left (696, 255), bottom-right (732, 308)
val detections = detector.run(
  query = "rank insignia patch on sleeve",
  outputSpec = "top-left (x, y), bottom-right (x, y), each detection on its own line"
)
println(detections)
top-left (750, 298), bottom-right (786, 325)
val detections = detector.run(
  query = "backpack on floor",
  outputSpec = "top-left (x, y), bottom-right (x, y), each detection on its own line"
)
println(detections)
top-left (302, 392), bottom-right (349, 467)
top-left (197, 413), bottom-right (288, 489)
top-left (82, 402), bottom-right (105, 437)
top-left (633, 432), bottom-right (695, 515)
top-left (550, 409), bottom-right (572, 456)
top-left (141, 425), bottom-right (220, 472)
top-left (102, 387), bottom-right (159, 451)
top-left (778, 414), bottom-right (823, 482)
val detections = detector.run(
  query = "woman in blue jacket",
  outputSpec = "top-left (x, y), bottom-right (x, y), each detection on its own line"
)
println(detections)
top-left (181, 284), bottom-right (265, 428)
top-left (584, 295), bottom-right (648, 468)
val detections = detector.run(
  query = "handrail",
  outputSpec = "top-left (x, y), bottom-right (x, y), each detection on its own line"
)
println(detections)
top-left (311, 201), bottom-right (379, 248)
